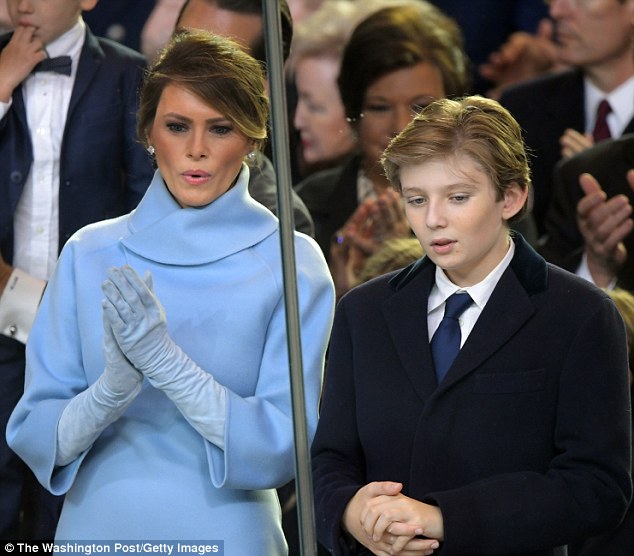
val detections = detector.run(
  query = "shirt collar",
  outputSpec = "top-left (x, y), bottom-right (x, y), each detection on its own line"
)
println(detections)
top-left (584, 76), bottom-right (634, 136)
top-left (429, 237), bottom-right (516, 314)
top-left (45, 17), bottom-right (85, 64)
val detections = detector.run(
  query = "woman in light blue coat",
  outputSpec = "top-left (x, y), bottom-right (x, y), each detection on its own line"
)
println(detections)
top-left (6, 29), bottom-right (335, 553)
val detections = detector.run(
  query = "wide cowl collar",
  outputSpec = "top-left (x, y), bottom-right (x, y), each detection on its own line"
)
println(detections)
top-left (123, 164), bottom-right (279, 265)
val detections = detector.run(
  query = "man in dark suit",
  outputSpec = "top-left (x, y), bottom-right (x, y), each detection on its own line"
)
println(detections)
top-left (540, 134), bottom-right (634, 290)
top-left (499, 0), bottom-right (634, 237)
top-left (539, 136), bottom-right (634, 555)
top-left (312, 97), bottom-right (632, 555)
top-left (0, 0), bottom-right (153, 540)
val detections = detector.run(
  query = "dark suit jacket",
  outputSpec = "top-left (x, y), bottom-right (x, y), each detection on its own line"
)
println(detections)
top-left (0, 27), bottom-right (153, 266)
top-left (249, 151), bottom-right (315, 237)
top-left (312, 234), bottom-right (632, 556)
top-left (499, 70), bottom-right (634, 237)
top-left (539, 134), bottom-right (634, 290)
top-left (295, 152), bottom-right (360, 259)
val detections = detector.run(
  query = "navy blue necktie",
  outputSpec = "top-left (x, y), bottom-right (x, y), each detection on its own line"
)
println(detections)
top-left (431, 292), bottom-right (473, 382)
top-left (33, 56), bottom-right (72, 76)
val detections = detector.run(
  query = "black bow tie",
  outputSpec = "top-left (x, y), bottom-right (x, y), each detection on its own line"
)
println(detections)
top-left (33, 56), bottom-right (72, 76)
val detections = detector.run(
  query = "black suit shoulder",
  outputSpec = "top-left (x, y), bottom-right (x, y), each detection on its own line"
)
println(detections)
top-left (93, 35), bottom-right (147, 64)
top-left (295, 154), bottom-right (360, 257)
top-left (499, 69), bottom-right (586, 234)
top-left (295, 157), bottom-right (356, 214)
top-left (499, 68), bottom-right (584, 113)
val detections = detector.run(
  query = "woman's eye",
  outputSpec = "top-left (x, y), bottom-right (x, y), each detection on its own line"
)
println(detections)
top-left (212, 125), bottom-right (232, 135)
top-left (166, 122), bottom-right (187, 133)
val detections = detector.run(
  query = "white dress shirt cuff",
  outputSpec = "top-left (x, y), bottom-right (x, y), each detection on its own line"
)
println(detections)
top-left (576, 252), bottom-right (617, 290)
top-left (0, 268), bottom-right (46, 343)
top-left (0, 97), bottom-right (11, 119)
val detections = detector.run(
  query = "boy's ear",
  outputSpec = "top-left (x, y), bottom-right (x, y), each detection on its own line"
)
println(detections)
top-left (501, 181), bottom-right (529, 221)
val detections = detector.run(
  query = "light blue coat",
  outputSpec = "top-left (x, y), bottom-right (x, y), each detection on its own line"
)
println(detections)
top-left (7, 167), bottom-right (335, 553)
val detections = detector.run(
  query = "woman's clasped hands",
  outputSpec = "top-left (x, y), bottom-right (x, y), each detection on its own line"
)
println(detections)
top-left (343, 481), bottom-right (442, 556)
top-left (101, 265), bottom-right (172, 377)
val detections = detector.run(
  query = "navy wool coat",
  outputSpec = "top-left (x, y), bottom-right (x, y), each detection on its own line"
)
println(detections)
top-left (312, 233), bottom-right (632, 556)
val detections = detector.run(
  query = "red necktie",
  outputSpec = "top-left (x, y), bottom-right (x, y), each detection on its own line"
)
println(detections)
top-left (592, 99), bottom-right (612, 142)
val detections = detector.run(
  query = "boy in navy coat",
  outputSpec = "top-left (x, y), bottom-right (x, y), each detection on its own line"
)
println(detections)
top-left (312, 96), bottom-right (632, 555)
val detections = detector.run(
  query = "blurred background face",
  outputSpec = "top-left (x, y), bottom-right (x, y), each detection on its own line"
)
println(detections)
top-left (548, 0), bottom-right (634, 68)
top-left (358, 61), bottom-right (445, 174)
top-left (177, 0), bottom-right (263, 57)
top-left (293, 55), bottom-right (355, 165)
top-left (7, 0), bottom-right (95, 45)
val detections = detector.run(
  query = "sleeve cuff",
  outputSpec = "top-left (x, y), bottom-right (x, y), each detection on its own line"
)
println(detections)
top-left (0, 268), bottom-right (47, 343)
top-left (0, 96), bottom-right (12, 118)
top-left (576, 252), bottom-right (617, 290)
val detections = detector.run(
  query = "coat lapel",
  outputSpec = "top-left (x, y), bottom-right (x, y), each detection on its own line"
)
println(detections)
top-left (382, 234), bottom-right (548, 399)
top-left (382, 258), bottom-right (438, 401)
top-left (438, 234), bottom-right (548, 392)
top-left (437, 268), bottom-right (536, 393)
top-left (67, 29), bottom-right (102, 119)
top-left (7, 87), bottom-right (30, 213)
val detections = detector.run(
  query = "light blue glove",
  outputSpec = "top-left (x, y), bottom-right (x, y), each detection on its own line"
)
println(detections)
top-left (56, 313), bottom-right (143, 466)
top-left (100, 311), bottom-right (144, 396)
top-left (102, 266), bottom-right (226, 448)
top-left (101, 266), bottom-right (169, 372)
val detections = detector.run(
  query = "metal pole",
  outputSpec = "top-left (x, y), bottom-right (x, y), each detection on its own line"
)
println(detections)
top-left (262, 2), bottom-right (318, 555)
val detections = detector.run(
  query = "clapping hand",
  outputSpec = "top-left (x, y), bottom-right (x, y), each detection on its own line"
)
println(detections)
top-left (577, 171), bottom-right (634, 287)
top-left (101, 266), bottom-right (171, 375)
top-left (560, 129), bottom-right (594, 160)
top-left (479, 18), bottom-right (561, 100)
top-left (330, 191), bottom-right (411, 297)
top-left (101, 310), bottom-right (143, 398)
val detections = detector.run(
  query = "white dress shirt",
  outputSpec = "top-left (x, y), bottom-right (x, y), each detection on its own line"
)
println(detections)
top-left (0, 19), bottom-right (85, 342)
top-left (427, 238), bottom-right (516, 346)
top-left (575, 77), bottom-right (634, 288)
top-left (584, 76), bottom-right (634, 140)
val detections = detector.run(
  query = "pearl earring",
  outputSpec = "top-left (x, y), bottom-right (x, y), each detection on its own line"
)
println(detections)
top-left (247, 151), bottom-right (256, 162)
top-left (147, 145), bottom-right (155, 156)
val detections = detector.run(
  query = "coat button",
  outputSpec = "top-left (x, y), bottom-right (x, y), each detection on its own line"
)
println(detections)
top-left (10, 171), bottom-right (22, 183)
